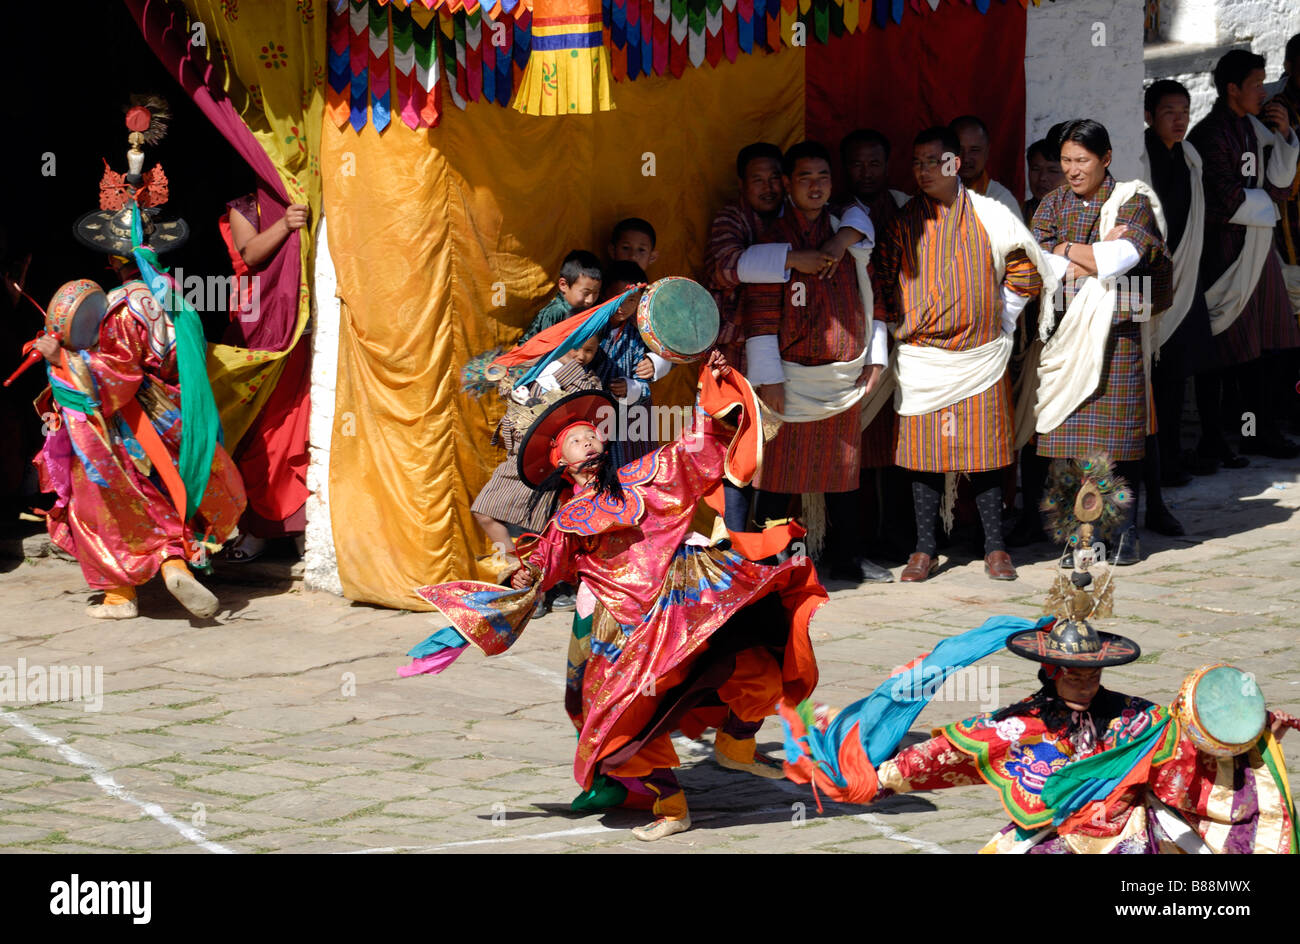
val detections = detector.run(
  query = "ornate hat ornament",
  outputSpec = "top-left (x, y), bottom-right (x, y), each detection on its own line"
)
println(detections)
top-left (73, 95), bottom-right (189, 255)
top-left (1005, 454), bottom-right (1140, 668)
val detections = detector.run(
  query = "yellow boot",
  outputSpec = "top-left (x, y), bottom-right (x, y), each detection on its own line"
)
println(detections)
top-left (631, 790), bottom-right (691, 842)
top-left (714, 730), bottom-right (785, 779)
top-left (86, 586), bottom-right (138, 620)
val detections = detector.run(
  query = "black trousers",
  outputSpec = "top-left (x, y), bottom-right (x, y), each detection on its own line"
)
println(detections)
top-left (1152, 342), bottom-right (1188, 474)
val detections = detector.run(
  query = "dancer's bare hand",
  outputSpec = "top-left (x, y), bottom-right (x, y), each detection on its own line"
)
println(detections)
top-left (633, 356), bottom-right (655, 380)
top-left (510, 567), bottom-right (532, 590)
top-left (1270, 709), bottom-right (1298, 741)
top-left (34, 335), bottom-right (60, 363)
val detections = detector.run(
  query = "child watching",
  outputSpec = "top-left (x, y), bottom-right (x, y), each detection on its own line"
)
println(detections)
top-left (518, 249), bottom-right (603, 344)
top-left (472, 332), bottom-right (605, 620)
top-left (598, 261), bottom-right (670, 464)
top-left (472, 333), bottom-right (606, 557)
top-left (608, 218), bottom-right (659, 274)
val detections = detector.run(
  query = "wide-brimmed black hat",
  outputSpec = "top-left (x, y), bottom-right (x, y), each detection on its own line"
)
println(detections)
top-left (73, 204), bottom-right (189, 256)
top-left (1005, 618), bottom-right (1140, 668)
top-left (515, 388), bottom-right (616, 488)
top-left (74, 94), bottom-right (188, 256)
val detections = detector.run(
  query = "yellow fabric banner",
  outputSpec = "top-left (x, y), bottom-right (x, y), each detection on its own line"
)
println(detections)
top-left (181, 0), bottom-right (325, 450)
top-left (324, 48), bottom-right (804, 609)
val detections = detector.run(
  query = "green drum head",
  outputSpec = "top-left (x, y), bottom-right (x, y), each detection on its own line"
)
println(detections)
top-left (1195, 666), bottom-right (1266, 747)
top-left (642, 278), bottom-right (719, 359)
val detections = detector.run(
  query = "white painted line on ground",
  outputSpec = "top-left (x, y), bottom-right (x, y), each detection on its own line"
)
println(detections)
top-left (857, 812), bottom-right (951, 854)
top-left (2, 708), bottom-right (235, 854)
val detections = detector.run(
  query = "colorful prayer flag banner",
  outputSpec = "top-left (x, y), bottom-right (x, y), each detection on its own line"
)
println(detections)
top-left (328, 0), bottom-right (1021, 128)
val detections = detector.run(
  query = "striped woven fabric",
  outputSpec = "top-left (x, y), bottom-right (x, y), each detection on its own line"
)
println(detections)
top-left (1030, 176), bottom-right (1170, 461)
top-left (873, 189), bottom-right (1041, 472)
top-left (860, 406), bottom-right (896, 469)
top-left (1037, 325), bottom-right (1147, 461)
top-left (758, 404), bottom-right (862, 493)
top-left (897, 381), bottom-right (1015, 472)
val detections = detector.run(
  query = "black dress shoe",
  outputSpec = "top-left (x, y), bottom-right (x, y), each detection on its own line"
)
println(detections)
top-left (1145, 506), bottom-right (1185, 537)
top-left (1221, 450), bottom-right (1250, 468)
top-left (829, 556), bottom-right (894, 584)
top-left (1160, 467), bottom-right (1193, 487)
top-left (1110, 526), bottom-right (1142, 566)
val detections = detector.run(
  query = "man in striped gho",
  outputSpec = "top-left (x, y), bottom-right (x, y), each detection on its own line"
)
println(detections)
top-left (740, 141), bottom-right (892, 585)
top-left (872, 126), bottom-right (1055, 584)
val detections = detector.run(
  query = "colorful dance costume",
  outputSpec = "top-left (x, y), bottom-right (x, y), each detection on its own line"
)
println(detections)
top-left (779, 457), bottom-right (1296, 853)
top-left (37, 97), bottom-right (244, 619)
top-left (403, 363), bottom-right (825, 839)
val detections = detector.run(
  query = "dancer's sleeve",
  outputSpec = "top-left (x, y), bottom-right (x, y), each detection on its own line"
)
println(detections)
top-left (80, 309), bottom-right (149, 415)
top-left (649, 411), bottom-right (732, 506)
top-left (877, 733), bottom-right (984, 795)
top-left (518, 524), bottom-right (580, 592)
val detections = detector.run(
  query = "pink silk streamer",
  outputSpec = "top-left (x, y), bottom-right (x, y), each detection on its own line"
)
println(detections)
top-left (396, 645), bottom-right (468, 677)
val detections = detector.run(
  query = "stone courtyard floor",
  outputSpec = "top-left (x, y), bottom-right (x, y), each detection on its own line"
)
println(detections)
top-left (1, 455), bottom-right (1297, 854)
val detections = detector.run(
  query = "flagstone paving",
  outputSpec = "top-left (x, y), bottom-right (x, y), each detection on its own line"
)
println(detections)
top-left (0, 456), bottom-right (1297, 854)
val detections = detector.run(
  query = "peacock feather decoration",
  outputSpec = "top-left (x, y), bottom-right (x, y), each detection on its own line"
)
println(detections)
top-left (1039, 452), bottom-right (1133, 548)
top-left (460, 347), bottom-right (527, 398)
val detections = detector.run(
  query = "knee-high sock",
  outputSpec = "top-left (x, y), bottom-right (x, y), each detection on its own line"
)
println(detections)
top-left (1259, 351), bottom-right (1293, 439)
top-left (722, 711), bottom-right (764, 740)
top-left (911, 472), bottom-right (944, 557)
top-left (1236, 359), bottom-right (1273, 440)
top-left (970, 469), bottom-right (1007, 555)
top-left (883, 465), bottom-right (917, 551)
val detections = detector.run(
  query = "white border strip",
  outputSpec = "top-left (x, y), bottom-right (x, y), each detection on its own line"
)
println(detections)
top-left (2, 709), bottom-right (235, 854)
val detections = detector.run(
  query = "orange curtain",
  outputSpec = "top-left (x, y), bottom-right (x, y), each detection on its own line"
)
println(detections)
top-left (324, 48), bottom-right (804, 609)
